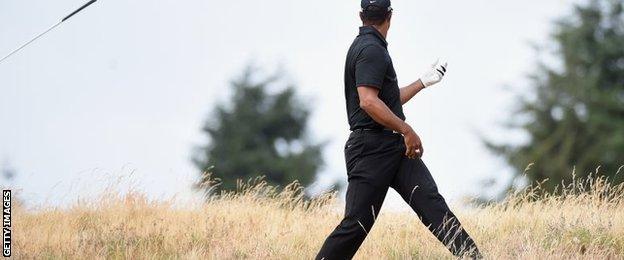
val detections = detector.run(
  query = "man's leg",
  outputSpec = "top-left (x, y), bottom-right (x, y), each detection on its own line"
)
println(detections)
top-left (316, 133), bottom-right (403, 260)
top-left (315, 175), bottom-right (389, 260)
top-left (390, 158), bottom-right (481, 257)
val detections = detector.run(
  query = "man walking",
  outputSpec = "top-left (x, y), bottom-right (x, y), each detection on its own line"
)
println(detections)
top-left (316, 1), bottom-right (481, 259)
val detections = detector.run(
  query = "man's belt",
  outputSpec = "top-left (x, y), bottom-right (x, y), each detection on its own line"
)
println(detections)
top-left (352, 128), bottom-right (399, 134)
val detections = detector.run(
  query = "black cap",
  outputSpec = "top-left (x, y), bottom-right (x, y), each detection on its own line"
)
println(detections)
top-left (361, 0), bottom-right (392, 11)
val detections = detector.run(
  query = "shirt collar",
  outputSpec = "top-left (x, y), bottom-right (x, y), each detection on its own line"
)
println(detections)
top-left (358, 26), bottom-right (388, 47)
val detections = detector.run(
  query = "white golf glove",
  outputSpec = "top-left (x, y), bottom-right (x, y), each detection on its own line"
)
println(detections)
top-left (420, 59), bottom-right (448, 88)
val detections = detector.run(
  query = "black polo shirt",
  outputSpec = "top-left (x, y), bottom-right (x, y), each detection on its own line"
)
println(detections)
top-left (344, 26), bottom-right (406, 131)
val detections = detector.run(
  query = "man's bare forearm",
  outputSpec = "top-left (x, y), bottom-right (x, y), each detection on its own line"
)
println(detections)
top-left (399, 79), bottom-right (425, 105)
top-left (360, 97), bottom-right (412, 134)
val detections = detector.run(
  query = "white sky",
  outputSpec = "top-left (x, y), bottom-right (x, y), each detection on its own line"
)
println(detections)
top-left (0, 0), bottom-right (581, 208)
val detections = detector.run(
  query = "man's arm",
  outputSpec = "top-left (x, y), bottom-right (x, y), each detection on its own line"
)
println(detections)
top-left (399, 60), bottom-right (449, 105)
top-left (358, 86), bottom-right (423, 158)
top-left (399, 79), bottom-right (426, 105)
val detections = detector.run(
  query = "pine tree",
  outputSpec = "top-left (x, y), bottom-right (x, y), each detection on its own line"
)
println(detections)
top-left (488, 0), bottom-right (624, 192)
top-left (193, 66), bottom-right (324, 191)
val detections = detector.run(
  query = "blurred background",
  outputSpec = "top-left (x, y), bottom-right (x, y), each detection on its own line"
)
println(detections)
top-left (1, 0), bottom-right (622, 209)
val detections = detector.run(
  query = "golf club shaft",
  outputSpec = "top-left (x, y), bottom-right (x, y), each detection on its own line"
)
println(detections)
top-left (0, 22), bottom-right (62, 63)
top-left (63, 0), bottom-right (97, 22)
top-left (0, 0), bottom-right (98, 64)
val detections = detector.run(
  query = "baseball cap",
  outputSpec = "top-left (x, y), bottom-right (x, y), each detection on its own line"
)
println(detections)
top-left (361, 0), bottom-right (392, 11)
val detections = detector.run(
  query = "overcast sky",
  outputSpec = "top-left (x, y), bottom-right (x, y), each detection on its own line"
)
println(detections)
top-left (0, 0), bottom-right (581, 209)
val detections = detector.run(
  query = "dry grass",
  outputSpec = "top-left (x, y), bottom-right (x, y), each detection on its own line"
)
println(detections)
top-left (12, 174), bottom-right (624, 259)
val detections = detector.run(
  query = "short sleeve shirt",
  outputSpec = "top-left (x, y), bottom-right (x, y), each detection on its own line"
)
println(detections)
top-left (344, 26), bottom-right (405, 130)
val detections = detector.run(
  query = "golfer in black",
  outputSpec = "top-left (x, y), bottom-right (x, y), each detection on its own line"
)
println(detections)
top-left (316, 1), bottom-right (481, 259)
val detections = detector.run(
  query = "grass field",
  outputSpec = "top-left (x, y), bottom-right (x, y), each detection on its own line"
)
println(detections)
top-left (11, 175), bottom-right (624, 259)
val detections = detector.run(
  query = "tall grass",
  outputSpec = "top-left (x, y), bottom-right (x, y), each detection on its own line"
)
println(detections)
top-left (12, 174), bottom-right (624, 259)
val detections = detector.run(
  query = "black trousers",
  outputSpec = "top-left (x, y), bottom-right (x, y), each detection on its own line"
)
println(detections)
top-left (316, 130), bottom-right (480, 260)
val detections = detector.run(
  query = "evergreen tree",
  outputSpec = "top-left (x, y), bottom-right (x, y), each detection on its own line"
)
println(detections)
top-left (194, 66), bottom-right (324, 191)
top-left (488, 0), bottom-right (624, 192)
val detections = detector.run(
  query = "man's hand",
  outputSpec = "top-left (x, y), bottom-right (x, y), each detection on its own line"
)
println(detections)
top-left (420, 59), bottom-right (448, 88)
top-left (401, 125), bottom-right (423, 159)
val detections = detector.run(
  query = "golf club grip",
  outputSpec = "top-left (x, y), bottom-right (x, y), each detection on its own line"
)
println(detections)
top-left (62, 0), bottom-right (97, 22)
